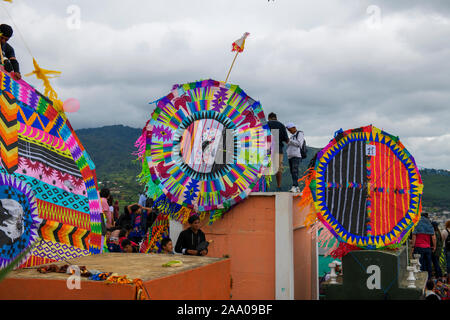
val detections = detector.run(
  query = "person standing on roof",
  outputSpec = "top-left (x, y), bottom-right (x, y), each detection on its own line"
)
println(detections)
top-left (285, 122), bottom-right (305, 193)
top-left (267, 112), bottom-right (289, 191)
top-left (100, 188), bottom-right (114, 229)
top-left (0, 24), bottom-right (21, 81)
top-left (411, 213), bottom-right (436, 280)
top-left (431, 221), bottom-right (444, 281)
top-left (442, 219), bottom-right (450, 283)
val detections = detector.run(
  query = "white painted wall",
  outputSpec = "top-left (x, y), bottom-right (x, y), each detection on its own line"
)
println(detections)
top-left (169, 220), bottom-right (184, 252)
top-left (275, 192), bottom-right (294, 300)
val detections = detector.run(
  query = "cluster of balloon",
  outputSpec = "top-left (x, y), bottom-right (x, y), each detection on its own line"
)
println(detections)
top-left (63, 98), bottom-right (80, 113)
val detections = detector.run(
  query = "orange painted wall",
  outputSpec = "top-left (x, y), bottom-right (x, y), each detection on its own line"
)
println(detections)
top-left (200, 194), bottom-right (317, 300)
top-left (0, 278), bottom-right (135, 300)
top-left (0, 260), bottom-right (230, 300)
top-left (293, 197), bottom-right (317, 300)
top-left (202, 195), bottom-right (276, 300)
top-left (146, 259), bottom-right (231, 300)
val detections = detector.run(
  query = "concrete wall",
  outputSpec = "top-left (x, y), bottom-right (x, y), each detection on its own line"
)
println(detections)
top-left (202, 195), bottom-right (276, 299)
top-left (200, 193), bottom-right (318, 300)
top-left (147, 259), bottom-right (231, 300)
top-left (293, 198), bottom-right (319, 300)
top-left (0, 259), bottom-right (230, 300)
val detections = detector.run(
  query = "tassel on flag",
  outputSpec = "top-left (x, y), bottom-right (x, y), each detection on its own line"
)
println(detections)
top-left (231, 32), bottom-right (250, 53)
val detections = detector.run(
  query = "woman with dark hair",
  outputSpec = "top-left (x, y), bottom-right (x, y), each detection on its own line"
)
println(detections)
top-left (129, 203), bottom-right (156, 244)
top-left (113, 200), bottom-right (120, 223)
top-left (117, 203), bottom-right (139, 229)
top-left (100, 188), bottom-right (113, 229)
top-left (107, 194), bottom-right (113, 210)
top-left (100, 188), bottom-right (110, 199)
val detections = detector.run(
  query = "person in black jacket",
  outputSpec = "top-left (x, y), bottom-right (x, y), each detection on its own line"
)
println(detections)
top-left (175, 215), bottom-right (208, 256)
top-left (267, 112), bottom-right (289, 191)
top-left (0, 24), bottom-right (21, 80)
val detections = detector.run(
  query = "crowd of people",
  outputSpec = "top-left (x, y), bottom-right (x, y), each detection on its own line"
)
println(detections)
top-left (411, 214), bottom-right (450, 286)
top-left (99, 188), bottom-right (209, 257)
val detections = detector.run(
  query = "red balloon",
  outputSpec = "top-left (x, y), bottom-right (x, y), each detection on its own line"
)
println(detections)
top-left (63, 98), bottom-right (80, 113)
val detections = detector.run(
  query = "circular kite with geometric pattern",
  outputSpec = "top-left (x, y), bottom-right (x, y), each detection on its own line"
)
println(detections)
top-left (0, 173), bottom-right (41, 269)
top-left (0, 67), bottom-right (103, 270)
top-left (307, 125), bottom-right (423, 250)
top-left (138, 79), bottom-right (271, 222)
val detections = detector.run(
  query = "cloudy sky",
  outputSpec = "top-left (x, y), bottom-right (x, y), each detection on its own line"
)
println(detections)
top-left (2, 0), bottom-right (449, 169)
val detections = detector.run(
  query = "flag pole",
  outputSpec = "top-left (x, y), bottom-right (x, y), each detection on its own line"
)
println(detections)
top-left (225, 51), bottom-right (239, 83)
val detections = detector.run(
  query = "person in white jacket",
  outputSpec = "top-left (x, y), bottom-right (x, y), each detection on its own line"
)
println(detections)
top-left (285, 123), bottom-right (304, 193)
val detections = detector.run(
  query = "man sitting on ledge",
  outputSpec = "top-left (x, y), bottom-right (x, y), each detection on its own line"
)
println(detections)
top-left (175, 215), bottom-right (208, 256)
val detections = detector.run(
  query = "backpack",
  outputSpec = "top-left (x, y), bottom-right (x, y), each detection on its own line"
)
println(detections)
top-left (445, 228), bottom-right (450, 251)
top-left (300, 138), bottom-right (307, 159)
top-left (294, 131), bottom-right (307, 159)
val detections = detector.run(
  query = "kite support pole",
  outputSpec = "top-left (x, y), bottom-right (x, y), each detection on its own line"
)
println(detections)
top-left (225, 51), bottom-right (239, 83)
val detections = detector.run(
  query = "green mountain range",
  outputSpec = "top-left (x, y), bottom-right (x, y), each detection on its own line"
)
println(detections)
top-left (76, 125), bottom-right (143, 208)
top-left (75, 125), bottom-right (450, 211)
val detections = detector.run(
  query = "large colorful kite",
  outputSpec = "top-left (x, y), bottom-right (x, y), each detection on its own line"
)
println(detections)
top-left (0, 68), bottom-right (102, 269)
top-left (300, 125), bottom-right (423, 253)
top-left (137, 79), bottom-right (271, 252)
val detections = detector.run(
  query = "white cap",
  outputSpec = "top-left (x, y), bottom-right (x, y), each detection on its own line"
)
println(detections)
top-left (285, 122), bottom-right (295, 129)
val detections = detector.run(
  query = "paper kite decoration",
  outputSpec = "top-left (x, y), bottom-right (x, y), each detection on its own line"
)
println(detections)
top-left (232, 32), bottom-right (250, 53)
top-left (0, 67), bottom-right (102, 270)
top-left (136, 79), bottom-right (271, 252)
top-left (300, 125), bottom-right (423, 251)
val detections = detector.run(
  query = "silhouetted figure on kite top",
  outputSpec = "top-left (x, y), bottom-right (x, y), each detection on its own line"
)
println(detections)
top-left (0, 24), bottom-right (21, 81)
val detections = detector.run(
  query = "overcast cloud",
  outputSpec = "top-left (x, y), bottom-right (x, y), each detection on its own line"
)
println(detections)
top-left (2, 0), bottom-right (449, 169)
